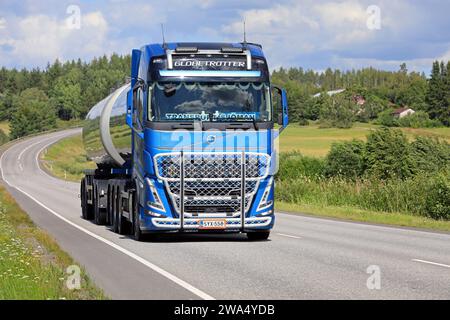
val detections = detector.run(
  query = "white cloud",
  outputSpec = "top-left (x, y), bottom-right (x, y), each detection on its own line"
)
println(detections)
top-left (0, 18), bottom-right (6, 29)
top-left (0, 11), bottom-right (112, 67)
top-left (221, 1), bottom-right (375, 68)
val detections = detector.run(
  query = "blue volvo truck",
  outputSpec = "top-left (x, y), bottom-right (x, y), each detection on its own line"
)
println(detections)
top-left (80, 42), bottom-right (289, 241)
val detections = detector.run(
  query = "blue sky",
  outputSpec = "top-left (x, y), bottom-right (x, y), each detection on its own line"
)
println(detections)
top-left (0, 0), bottom-right (449, 74)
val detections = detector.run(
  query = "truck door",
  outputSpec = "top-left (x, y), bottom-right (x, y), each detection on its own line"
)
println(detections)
top-left (132, 83), bottom-right (145, 174)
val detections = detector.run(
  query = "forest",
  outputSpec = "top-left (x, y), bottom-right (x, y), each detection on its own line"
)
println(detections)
top-left (0, 55), bottom-right (449, 141)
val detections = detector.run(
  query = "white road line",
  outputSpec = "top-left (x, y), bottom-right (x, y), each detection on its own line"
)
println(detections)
top-left (276, 233), bottom-right (302, 239)
top-left (412, 259), bottom-right (450, 269)
top-left (0, 133), bottom-right (215, 300)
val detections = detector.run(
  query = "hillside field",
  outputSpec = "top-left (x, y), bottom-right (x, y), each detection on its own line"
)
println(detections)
top-left (279, 123), bottom-right (450, 157)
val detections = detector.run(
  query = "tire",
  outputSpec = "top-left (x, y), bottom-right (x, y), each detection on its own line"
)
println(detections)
top-left (106, 186), bottom-right (112, 226)
top-left (81, 178), bottom-right (88, 219)
top-left (132, 192), bottom-right (144, 241)
top-left (113, 186), bottom-right (129, 235)
top-left (81, 178), bottom-right (94, 220)
top-left (117, 189), bottom-right (131, 235)
top-left (112, 186), bottom-right (119, 233)
top-left (94, 186), bottom-right (107, 225)
top-left (247, 231), bottom-right (270, 241)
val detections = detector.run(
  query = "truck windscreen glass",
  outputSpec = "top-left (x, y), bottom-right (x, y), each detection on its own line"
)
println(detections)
top-left (148, 82), bottom-right (272, 122)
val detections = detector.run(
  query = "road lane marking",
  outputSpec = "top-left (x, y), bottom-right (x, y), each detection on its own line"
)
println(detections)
top-left (0, 133), bottom-right (215, 301)
top-left (276, 233), bottom-right (302, 239)
top-left (412, 259), bottom-right (450, 269)
top-left (14, 133), bottom-right (69, 172)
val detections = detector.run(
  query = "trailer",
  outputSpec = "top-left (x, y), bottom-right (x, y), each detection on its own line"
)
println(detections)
top-left (80, 42), bottom-right (289, 241)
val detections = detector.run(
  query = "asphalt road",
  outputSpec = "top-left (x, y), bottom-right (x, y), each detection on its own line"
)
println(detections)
top-left (1, 129), bottom-right (449, 300)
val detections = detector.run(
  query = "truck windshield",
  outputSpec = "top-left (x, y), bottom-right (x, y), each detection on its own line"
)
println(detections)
top-left (149, 82), bottom-right (271, 122)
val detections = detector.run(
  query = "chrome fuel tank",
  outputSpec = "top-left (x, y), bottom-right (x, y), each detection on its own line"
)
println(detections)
top-left (83, 84), bottom-right (131, 166)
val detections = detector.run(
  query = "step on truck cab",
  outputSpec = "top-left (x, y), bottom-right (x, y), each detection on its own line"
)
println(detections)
top-left (80, 42), bottom-right (289, 241)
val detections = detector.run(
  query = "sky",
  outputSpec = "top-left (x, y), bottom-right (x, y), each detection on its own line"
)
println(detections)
top-left (0, 0), bottom-right (449, 74)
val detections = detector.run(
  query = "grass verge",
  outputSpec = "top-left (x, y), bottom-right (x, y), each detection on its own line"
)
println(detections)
top-left (277, 201), bottom-right (450, 232)
top-left (0, 185), bottom-right (106, 299)
top-left (41, 134), bottom-right (95, 182)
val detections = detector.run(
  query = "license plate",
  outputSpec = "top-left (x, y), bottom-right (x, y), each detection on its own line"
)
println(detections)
top-left (198, 219), bottom-right (227, 230)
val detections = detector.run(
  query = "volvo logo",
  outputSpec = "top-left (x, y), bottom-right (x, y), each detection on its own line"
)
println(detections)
top-left (206, 135), bottom-right (216, 143)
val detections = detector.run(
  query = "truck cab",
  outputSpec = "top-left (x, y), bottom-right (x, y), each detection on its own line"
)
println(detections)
top-left (81, 42), bottom-right (288, 241)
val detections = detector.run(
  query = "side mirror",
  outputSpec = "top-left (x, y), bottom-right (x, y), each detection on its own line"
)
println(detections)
top-left (126, 90), bottom-right (132, 127)
top-left (131, 49), bottom-right (141, 85)
top-left (272, 86), bottom-right (289, 133)
top-left (277, 113), bottom-right (283, 126)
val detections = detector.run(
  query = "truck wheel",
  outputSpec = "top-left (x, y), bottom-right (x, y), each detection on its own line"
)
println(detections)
top-left (118, 195), bottom-right (131, 235)
top-left (247, 231), bottom-right (270, 241)
top-left (94, 186), bottom-right (106, 225)
top-left (113, 186), bottom-right (129, 235)
top-left (81, 178), bottom-right (94, 220)
top-left (132, 193), bottom-right (144, 241)
top-left (106, 186), bottom-right (112, 225)
top-left (112, 186), bottom-right (119, 233)
top-left (81, 178), bottom-right (88, 219)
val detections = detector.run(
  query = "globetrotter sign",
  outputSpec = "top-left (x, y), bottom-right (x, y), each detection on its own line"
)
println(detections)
top-left (172, 57), bottom-right (247, 71)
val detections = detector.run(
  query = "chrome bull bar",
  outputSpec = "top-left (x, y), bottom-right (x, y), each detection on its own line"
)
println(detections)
top-left (177, 151), bottom-right (250, 231)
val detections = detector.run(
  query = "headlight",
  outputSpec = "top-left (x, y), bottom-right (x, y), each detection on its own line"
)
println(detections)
top-left (257, 177), bottom-right (273, 212)
top-left (145, 178), bottom-right (166, 212)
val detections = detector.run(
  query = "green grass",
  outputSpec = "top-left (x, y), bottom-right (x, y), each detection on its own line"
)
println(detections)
top-left (279, 122), bottom-right (450, 157)
top-left (0, 186), bottom-right (106, 299)
top-left (41, 134), bottom-right (96, 182)
top-left (0, 121), bottom-right (10, 136)
top-left (277, 202), bottom-right (450, 232)
top-left (55, 118), bottom-right (85, 130)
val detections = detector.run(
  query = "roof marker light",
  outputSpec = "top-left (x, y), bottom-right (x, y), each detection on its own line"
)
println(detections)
top-left (221, 47), bottom-right (244, 53)
top-left (175, 47), bottom-right (198, 53)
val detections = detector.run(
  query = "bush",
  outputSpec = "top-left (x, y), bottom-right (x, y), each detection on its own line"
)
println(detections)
top-left (275, 172), bottom-right (450, 220)
top-left (410, 136), bottom-right (450, 174)
top-left (424, 173), bottom-right (450, 220)
top-left (325, 140), bottom-right (365, 179)
top-left (277, 152), bottom-right (325, 180)
top-left (375, 108), bottom-right (398, 127)
top-left (398, 111), bottom-right (441, 128)
top-left (298, 118), bottom-right (309, 126)
top-left (364, 128), bottom-right (415, 180)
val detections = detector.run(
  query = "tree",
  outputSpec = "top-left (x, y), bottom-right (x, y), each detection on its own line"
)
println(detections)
top-left (426, 61), bottom-right (449, 126)
top-left (10, 88), bottom-right (57, 139)
top-left (325, 140), bottom-right (365, 179)
top-left (319, 94), bottom-right (356, 128)
top-left (364, 128), bottom-right (415, 180)
top-left (50, 68), bottom-right (83, 119)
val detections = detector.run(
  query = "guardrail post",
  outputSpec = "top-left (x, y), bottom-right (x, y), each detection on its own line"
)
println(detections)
top-left (180, 151), bottom-right (184, 231)
top-left (241, 151), bottom-right (245, 232)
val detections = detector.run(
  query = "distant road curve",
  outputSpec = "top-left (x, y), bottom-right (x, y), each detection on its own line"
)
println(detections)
top-left (1, 129), bottom-right (449, 299)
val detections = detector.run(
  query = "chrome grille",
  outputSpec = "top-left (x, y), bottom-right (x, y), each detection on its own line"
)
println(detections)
top-left (154, 152), bottom-right (270, 216)
top-left (155, 152), bottom-right (270, 181)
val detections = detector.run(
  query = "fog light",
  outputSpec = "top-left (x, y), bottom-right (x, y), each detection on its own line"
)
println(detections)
top-left (146, 210), bottom-right (166, 218)
top-left (256, 210), bottom-right (273, 217)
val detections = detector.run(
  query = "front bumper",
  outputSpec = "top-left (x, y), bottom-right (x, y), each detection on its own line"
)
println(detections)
top-left (142, 216), bottom-right (273, 232)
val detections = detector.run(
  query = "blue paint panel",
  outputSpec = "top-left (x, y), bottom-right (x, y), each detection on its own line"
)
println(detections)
top-left (145, 129), bottom-right (273, 154)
